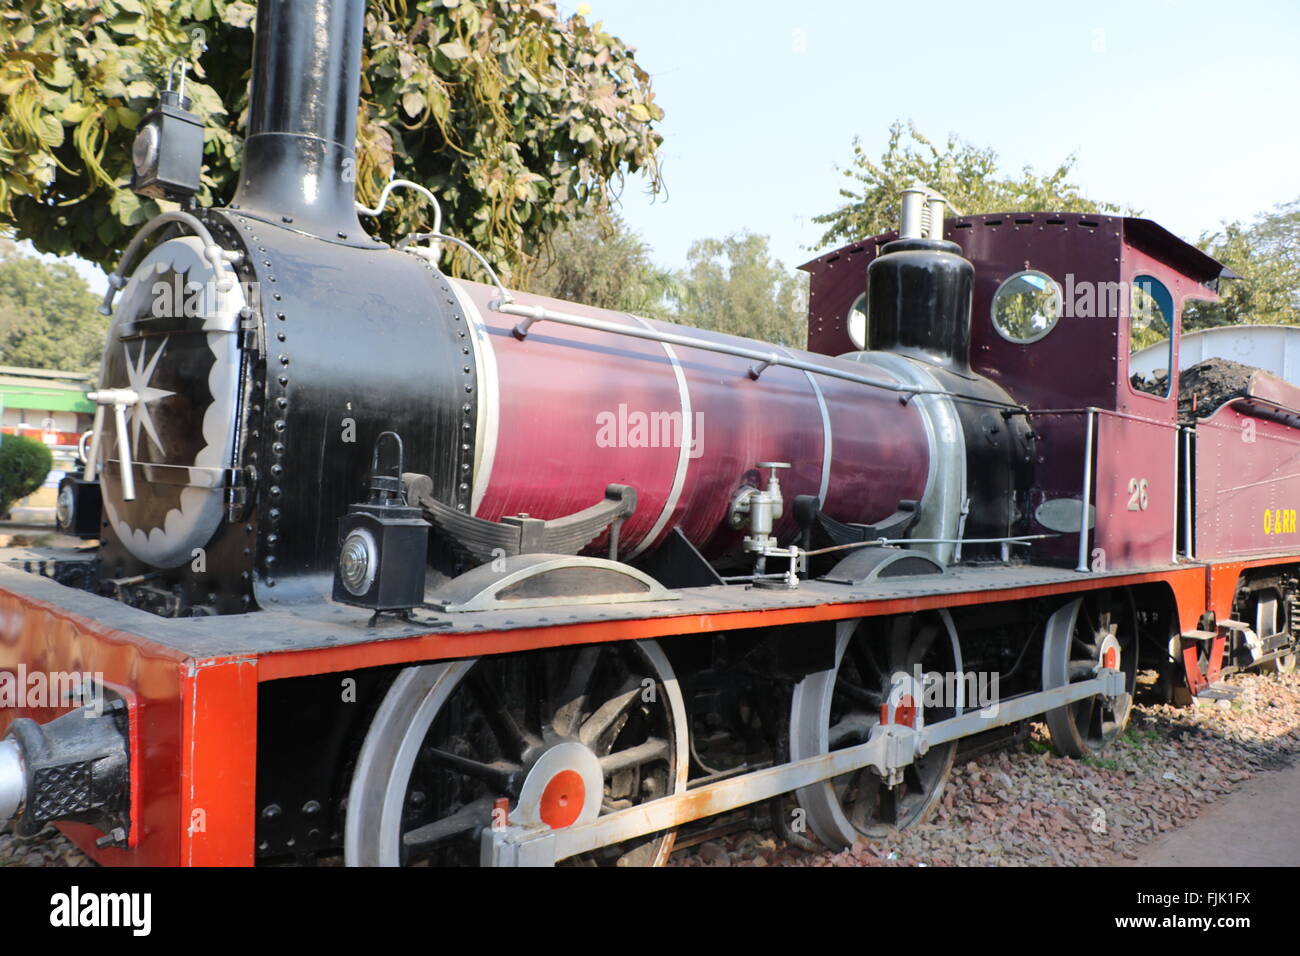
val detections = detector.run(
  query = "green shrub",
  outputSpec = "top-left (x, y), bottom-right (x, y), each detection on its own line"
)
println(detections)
top-left (0, 434), bottom-right (53, 516)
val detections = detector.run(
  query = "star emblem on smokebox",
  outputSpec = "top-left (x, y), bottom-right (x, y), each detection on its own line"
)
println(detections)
top-left (124, 338), bottom-right (175, 457)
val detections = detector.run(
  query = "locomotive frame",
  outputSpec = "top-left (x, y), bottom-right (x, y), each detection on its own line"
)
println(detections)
top-left (1, 0), bottom-right (1298, 867)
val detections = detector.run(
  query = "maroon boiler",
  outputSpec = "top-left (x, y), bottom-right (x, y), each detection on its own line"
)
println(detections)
top-left (454, 281), bottom-right (931, 559)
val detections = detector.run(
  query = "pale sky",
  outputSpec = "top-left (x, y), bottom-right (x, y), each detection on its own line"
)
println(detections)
top-left (48, 0), bottom-right (1300, 290)
top-left (589, 0), bottom-right (1300, 271)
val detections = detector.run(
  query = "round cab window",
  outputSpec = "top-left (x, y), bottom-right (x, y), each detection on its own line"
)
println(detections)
top-left (991, 271), bottom-right (1062, 344)
top-left (847, 293), bottom-right (867, 350)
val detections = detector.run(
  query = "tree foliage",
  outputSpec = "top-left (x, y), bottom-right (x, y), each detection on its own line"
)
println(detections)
top-left (528, 213), bottom-right (673, 319)
top-left (0, 239), bottom-right (107, 370)
top-left (1186, 199), bottom-right (1300, 330)
top-left (529, 219), bottom-right (807, 345)
top-left (0, 0), bottom-right (664, 280)
top-left (668, 233), bottom-right (807, 347)
top-left (0, 432), bottom-right (54, 515)
top-left (813, 120), bottom-right (1122, 248)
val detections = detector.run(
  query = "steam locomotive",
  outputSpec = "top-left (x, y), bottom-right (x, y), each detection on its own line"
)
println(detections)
top-left (0, 0), bottom-right (1296, 867)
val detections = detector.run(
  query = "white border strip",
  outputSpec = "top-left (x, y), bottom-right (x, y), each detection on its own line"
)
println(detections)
top-left (448, 279), bottom-right (500, 515)
top-left (627, 314), bottom-right (692, 559)
top-left (778, 345), bottom-right (832, 505)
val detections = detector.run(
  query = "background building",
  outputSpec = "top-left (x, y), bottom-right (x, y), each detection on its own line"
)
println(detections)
top-left (0, 366), bottom-right (94, 521)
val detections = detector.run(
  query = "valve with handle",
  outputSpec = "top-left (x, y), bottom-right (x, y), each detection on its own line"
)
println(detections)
top-left (729, 462), bottom-right (791, 556)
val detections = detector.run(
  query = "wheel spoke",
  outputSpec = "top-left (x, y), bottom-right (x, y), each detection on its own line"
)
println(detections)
top-left (1081, 603), bottom-right (1098, 638)
top-left (1072, 635), bottom-right (1099, 655)
top-left (468, 668), bottom-right (531, 761)
top-left (828, 712), bottom-right (877, 749)
top-left (886, 616), bottom-right (911, 670)
top-left (524, 654), bottom-right (546, 738)
top-left (905, 623), bottom-right (939, 669)
top-left (834, 676), bottom-right (882, 709)
top-left (849, 636), bottom-right (881, 686)
top-left (599, 737), bottom-right (668, 775)
top-left (1073, 694), bottom-right (1098, 739)
top-left (578, 677), bottom-right (641, 752)
top-left (402, 797), bottom-right (495, 851)
top-left (551, 645), bottom-right (603, 737)
top-left (424, 748), bottom-right (519, 793)
top-left (1068, 660), bottom-right (1098, 681)
top-left (848, 772), bottom-right (872, 830)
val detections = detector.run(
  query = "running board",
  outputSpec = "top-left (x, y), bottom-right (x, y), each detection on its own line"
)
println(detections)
top-left (1195, 682), bottom-right (1241, 702)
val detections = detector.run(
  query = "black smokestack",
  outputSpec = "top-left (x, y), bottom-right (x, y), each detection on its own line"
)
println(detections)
top-left (231, 0), bottom-right (372, 243)
top-left (866, 237), bottom-right (975, 371)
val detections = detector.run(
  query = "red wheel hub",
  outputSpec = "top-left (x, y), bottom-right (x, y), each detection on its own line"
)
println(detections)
top-left (539, 769), bottom-right (586, 829)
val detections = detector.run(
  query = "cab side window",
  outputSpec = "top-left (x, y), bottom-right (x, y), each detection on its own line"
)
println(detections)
top-left (1129, 276), bottom-right (1174, 398)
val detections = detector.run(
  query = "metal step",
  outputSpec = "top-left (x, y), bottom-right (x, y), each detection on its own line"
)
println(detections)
top-left (1195, 682), bottom-right (1241, 702)
top-left (1181, 629), bottom-right (1218, 642)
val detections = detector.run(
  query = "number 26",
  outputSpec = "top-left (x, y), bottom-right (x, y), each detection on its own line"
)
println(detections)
top-left (1127, 477), bottom-right (1149, 511)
